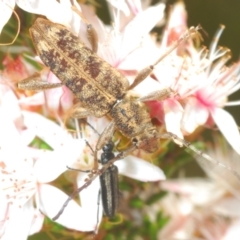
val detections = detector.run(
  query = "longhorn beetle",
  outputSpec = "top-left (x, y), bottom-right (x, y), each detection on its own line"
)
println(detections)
top-left (65, 139), bottom-right (119, 234)
top-left (51, 118), bottom-right (122, 232)
top-left (17, 16), bottom-right (198, 162)
top-left (18, 9), bottom-right (240, 179)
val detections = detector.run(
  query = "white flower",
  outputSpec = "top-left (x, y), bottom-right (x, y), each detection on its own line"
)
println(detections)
top-left (180, 26), bottom-right (240, 154)
top-left (0, 86), bottom-right (96, 238)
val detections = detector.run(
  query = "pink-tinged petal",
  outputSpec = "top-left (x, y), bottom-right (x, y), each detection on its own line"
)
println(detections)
top-left (18, 92), bottom-right (45, 106)
top-left (34, 139), bottom-right (86, 183)
top-left (145, 100), bottom-right (164, 123)
top-left (213, 197), bottom-right (240, 218)
top-left (161, 178), bottom-right (225, 206)
top-left (181, 99), bottom-right (209, 134)
top-left (164, 100), bottom-right (184, 142)
top-left (45, 71), bottom-right (73, 111)
top-left (0, 0), bottom-right (15, 33)
top-left (60, 86), bottom-right (74, 112)
top-left (22, 111), bottom-right (71, 149)
top-left (126, 0), bottom-right (143, 14)
top-left (107, 0), bottom-right (130, 16)
top-left (168, 2), bottom-right (187, 30)
top-left (116, 156), bottom-right (166, 181)
top-left (38, 184), bottom-right (95, 231)
top-left (210, 108), bottom-right (240, 154)
top-left (158, 216), bottom-right (191, 240)
top-left (1, 199), bottom-right (39, 240)
top-left (44, 72), bottom-right (64, 111)
top-left (222, 220), bottom-right (240, 240)
top-left (77, 172), bottom-right (102, 230)
top-left (161, 2), bottom-right (187, 47)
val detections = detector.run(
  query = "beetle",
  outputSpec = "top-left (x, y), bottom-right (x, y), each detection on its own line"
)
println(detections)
top-left (52, 136), bottom-right (120, 234)
top-left (17, 13), bottom-right (240, 180)
top-left (18, 17), bottom-right (201, 167)
top-left (99, 141), bottom-right (119, 219)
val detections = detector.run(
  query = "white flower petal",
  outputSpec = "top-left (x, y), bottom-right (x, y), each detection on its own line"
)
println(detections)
top-left (124, 3), bottom-right (165, 39)
top-left (181, 99), bottom-right (208, 134)
top-left (22, 111), bottom-right (72, 149)
top-left (1, 89), bottom-right (22, 126)
top-left (0, 0), bottom-right (15, 33)
top-left (132, 76), bottom-right (163, 96)
top-left (122, 3), bottom-right (165, 56)
top-left (211, 108), bottom-right (240, 154)
top-left (222, 220), bottom-right (240, 240)
top-left (213, 197), bottom-right (240, 218)
top-left (161, 178), bottom-right (225, 206)
top-left (19, 129), bottom-right (36, 146)
top-left (77, 172), bottom-right (102, 230)
top-left (116, 156), bottom-right (166, 181)
top-left (0, 109), bottom-right (25, 153)
top-left (164, 100), bottom-right (184, 144)
top-left (1, 200), bottom-right (39, 240)
top-left (18, 92), bottom-right (45, 106)
top-left (38, 184), bottom-right (95, 231)
top-left (107, 0), bottom-right (130, 16)
top-left (35, 139), bottom-right (86, 183)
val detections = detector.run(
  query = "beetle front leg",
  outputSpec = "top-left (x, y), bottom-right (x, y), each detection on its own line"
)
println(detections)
top-left (138, 88), bottom-right (177, 102)
top-left (18, 72), bottom-right (63, 90)
top-left (67, 102), bottom-right (93, 119)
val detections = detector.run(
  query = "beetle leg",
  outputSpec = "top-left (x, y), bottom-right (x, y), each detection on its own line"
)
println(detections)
top-left (138, 88), bottom-right (177, 102)
top-left (66, 166), bottom-right (91, 173)
top-left (128, 26), bottom-right (202, 90)
top-left (52, 148), bottom-right (125, 222)
top-left (18, 72), bottom-right (63, 90)
top-left (67, 102), bottom-right (92, 119)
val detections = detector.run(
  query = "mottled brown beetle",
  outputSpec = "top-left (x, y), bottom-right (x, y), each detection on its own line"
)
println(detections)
top-left (18, 16), bottom-right (201, 164)
top-left (17, 13), bottom-right (240, 181)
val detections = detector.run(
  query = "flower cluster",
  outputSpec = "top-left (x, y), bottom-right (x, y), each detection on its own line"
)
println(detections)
top-left (0, 0), bottom-right (240, 239)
